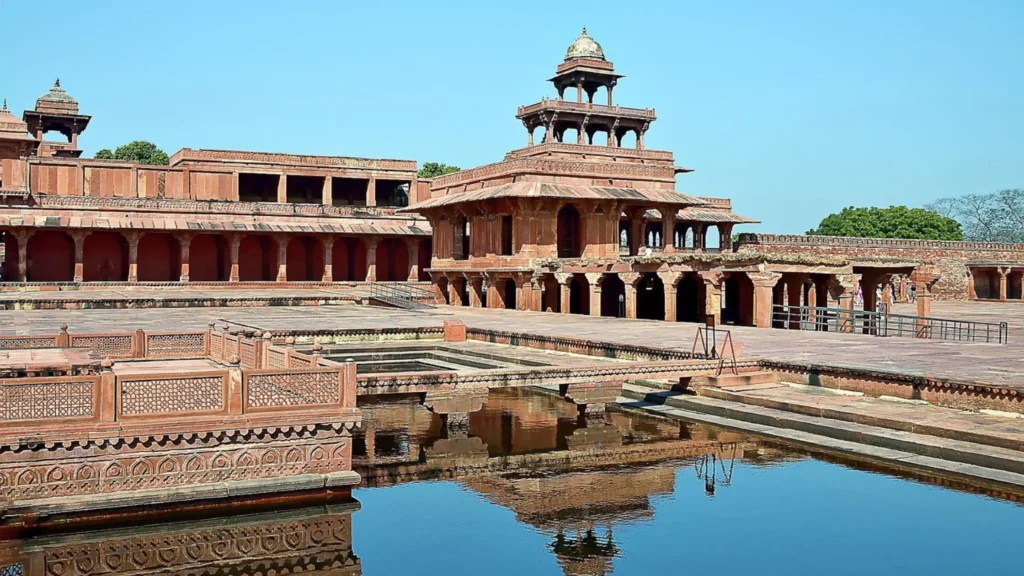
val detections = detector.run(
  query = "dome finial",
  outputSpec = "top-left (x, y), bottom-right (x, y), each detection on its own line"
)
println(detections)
top-left (1, 99), bottom-right (7, 113)
top-left (55, 78), bottom-right (61, 88)
top-left (582, 26), bottom-right (587, 34)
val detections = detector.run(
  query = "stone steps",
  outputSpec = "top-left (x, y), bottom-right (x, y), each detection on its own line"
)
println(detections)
top-left (658, 394), bottom-right (1024, 476)
top-left (616, 401), bottom-right (1024, 492)
top-left (706, 371), bottom-right (778, 388)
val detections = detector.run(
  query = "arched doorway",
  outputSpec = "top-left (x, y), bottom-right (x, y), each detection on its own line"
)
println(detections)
top-left (677, 273), bottom-right (702, 322)
top-left (568, 274), bottom-right (589, 315)
top-left (601, 274), bottom-right (625, 317)
top-left (557, 205), bottom-right (582, 258)
top-left (83, 232), bottom-right (128, 282)
top-left (286, 236), bottom-right (323, 282)
top-left (190, 234), bottom-right (227, 281)
top-left (636, 273), bottom-right (664, 320)
top-left (137, 233), bottom-right (179, 282)
top-left (25, 231), bottom-right (74, 282)
top-left (503, 278), bottom-right (517, 310)
top-left (722, 273), bottom-right (754, 326)
top-left (238, 235), bottom-right (277, 281)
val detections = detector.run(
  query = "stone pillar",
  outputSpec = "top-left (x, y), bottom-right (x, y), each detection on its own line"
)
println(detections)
top-left (659, 271), bottom-right (681, 322)
top-left (274, 236), bottom-right (288, 282)
top-left (12, 229), bottom-right (33, 282)
top-left (662, 207), bottom-right (677, 255)
top-left (71, 231), bottom-right (88, 283)
top-left (748, 272), bottom-right (782, 329)
top-left (229, 234), bottom-right (242, 282)
top-left (786, 277), bottom-right (804, 329)
top-left (407, 239), bottom-right (420, 282)
top-left (322, 176), bottom-right (333, 206)
top-left (912, 268), bottom-right (939, 338)
top-left (585, 273), bottom-right (603, 317)
top-left (530, 276), bottom-right (544, 311)
top-left (692, 223), bottom-right (705, 251)
top-left (126, 232), bottom-right (140, 283)
top-left (469, 277), bottom-right (483, 308)
top-left (629, 217), bottom-right (643, 256)
top-left (448, 277), bottom-right (464, 307)
top-left (830, 274), bottom-right (861, 333)
top-left (556, 273), bottom-right (572, 315)
top-left (321, 237), bottom-right (334, 282)
top-left (365, 236), bottom-right (378, 282)
top-left (967, 269), bottom-right (977, 300)
top-left (277, 174), bottom-right (287, 203)
top-left (699, 271), bottom-right (724, 321)
top-left (621, 272), bottom-right (640, 319)
top-left (999, 267), bottom-right (1010, 302)
top-left (366, 177), bottom-right (376, 207)
top-left (176, 233), bottom-right (192, 283)
top-left (807, 282), bottom-right (818, 326)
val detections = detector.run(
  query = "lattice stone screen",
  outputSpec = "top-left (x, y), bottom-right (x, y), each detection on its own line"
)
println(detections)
top-left (70, 334), bottom-right (134, 358)
top-left (246, 371), bottom-right (340, 408)
top-left (0, 336), bottom-right (57, 350)
top-left (120, 374), bottom-right (225, 415)
top-left (0, 378), bottom-right (96, 422)
top-left (146, 332), bottom-right (207, 358)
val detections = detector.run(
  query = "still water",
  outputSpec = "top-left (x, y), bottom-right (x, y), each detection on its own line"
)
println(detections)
top-left (3, 389), bottom-right (1022, 575)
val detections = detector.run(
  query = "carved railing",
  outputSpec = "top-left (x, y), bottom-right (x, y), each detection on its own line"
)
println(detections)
top-left (0, 327), bottom-right (210, 360)
top-left (0, 375), bottom-right (100, 426)
top-left (503, 142), bottom-right (674, 161)
top-left (243, 368), bottom-right (356, 412)
top-left (144, 330), bottom-right (209, 358)
top-left (737, 233), bottom-right (1024, 253)
top-left (428, 156), bottom-right (675, 190)
top-left (170, 147), bottom-right (417, 171)
top-left (33, 195), bottom-right (409, 220)
top-left (117, 371), bottom-right (230, 419)
top-left (517, 99), bottom-right (656, 119)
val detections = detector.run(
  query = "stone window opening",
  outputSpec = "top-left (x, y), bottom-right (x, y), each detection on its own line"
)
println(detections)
top-left (500, 215), bottom-right (514, 256)
top-left (331, 178), bottom-right (369, 207)
top-left (557, 204), bottom-right (582, 258)
top-left (285, 175), bottom-right (324, 204)
top-left (238, 173), bottom-right (280, 203)
top-left (376, 180), bottom-right (411, 207)
top-left (453, 214), bottom-right (470, 261)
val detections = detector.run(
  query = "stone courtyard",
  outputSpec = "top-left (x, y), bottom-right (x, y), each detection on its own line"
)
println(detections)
top-left (2, 299), bottom-right (1021, 388)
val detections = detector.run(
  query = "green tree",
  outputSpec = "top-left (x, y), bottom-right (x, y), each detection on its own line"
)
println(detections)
top-left (93, 141), bottom-right (170, 165)
top-left (806, 206), bottom-right (963, 241)
top-left (926, 189), bottom-right (1024, 242)
top-left (417, 162), bottom-right (460, 179)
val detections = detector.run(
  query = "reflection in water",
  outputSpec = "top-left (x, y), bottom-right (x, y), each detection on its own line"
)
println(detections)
top-left (3, 388), bottom-right (1022, 576)
top-left (1, 503), bottom-right (360, 576)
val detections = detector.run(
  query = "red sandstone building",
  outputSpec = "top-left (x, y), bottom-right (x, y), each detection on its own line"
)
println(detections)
top-left (2, 30), bottom-right (1023, 327)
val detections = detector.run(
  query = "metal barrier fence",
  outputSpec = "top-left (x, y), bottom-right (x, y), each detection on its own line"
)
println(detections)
top-left (771, 304), bottom-right (1009, 344)
top-left (369, 283), bottom-right (435, 310)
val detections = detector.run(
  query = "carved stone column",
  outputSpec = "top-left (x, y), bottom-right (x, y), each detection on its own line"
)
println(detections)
top-left (276, 174), bottom-right (288, 203)
top-left (658, 271), bottom-right (681, 322)
top-left (692, 223), bottom-right (705, 252)
top-left (366, 177), bottom-right (376, 207)
top-left (699, 271), bottom-right (724, 321)
top-left (468, 276), bottom-right (483, 308)
top-left (621, 272), bottom-right (641, 319)
top-left (556, 272), bottom-right (572, 315)
top-left (999, 266), bottom-right (1010, 302)
top-left (911, 266), bottom-right (940, 338)
top-left (830, 273), bottom-right (861, 333)
top-left (322, 176), bottom-right (333, 206)
top-left (274, 235), bottom-right (289, 282)
top-left (365, 236), bottom-right (379, 282)
top-left (530, 275), bottom-right (544, 311)
top-left (786, 274), bottom-right (806, 329)
top-left (585, 272), bottom-right (604, 317)
top-left (12, 229), bottom-right (33, 282)
top-left (126, 232), bottom-right (140, 283)
top-left (177, 233), bottom-right (193, 283)
top-left (407, 239), bottom-right (420, 282)
top-left (229, 234), bottom-right (242, 282)
top-left (321, 236), bottom-right (334, 282)
top-left (662, 207), bottom-right (677, 255)
top-left (71, 230), bottom-right (88, 283)
top-left (748, 271), bottom-right (782, 329)
top-left (448, 275), bottom-right (464, 307)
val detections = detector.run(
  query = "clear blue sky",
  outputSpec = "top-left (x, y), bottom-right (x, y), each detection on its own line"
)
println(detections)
top-left (2, 0), bottom-right (1021, 233)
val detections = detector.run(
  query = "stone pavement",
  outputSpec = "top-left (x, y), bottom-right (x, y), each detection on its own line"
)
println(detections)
top-left (1, 300), bottom-right (1022, 388)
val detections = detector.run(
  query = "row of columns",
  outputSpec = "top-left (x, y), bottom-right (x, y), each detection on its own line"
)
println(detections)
top-left (967, 266), bottom-right (1023, 301)
top-left (4, 229), bottom-right (423, 283)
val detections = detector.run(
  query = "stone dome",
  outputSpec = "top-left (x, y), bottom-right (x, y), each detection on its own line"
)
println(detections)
top-left (0, 99), bottom-right (31, 139)
top-left (564, 27), bottom-right (606, 61)
top-left (38, 79), bottom-right (77, 105)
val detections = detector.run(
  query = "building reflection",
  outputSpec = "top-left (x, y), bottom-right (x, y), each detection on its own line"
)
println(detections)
top-left (353, 388), bottom-right (797, 575)
top-left (0, 502), bottom-right (360, 576)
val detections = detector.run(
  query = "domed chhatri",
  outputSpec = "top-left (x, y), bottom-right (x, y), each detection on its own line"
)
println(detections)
top-left (38, 78), bottom-right (78, 105)
top-left (564, 27), bottom-right (606, 61)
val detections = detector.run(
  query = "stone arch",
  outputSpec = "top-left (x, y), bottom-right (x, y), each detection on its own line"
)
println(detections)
top-left (542, 274), bottom-right (561, 312)
top-left (645, 221), bottom-right (663, 249)
top-left (704, 224), bottom-right (721, 250)
top-left (723, 273), bottom-right (754, 326)
top-left (677, 273), bottom-right (703, 323)
top-left (618, 130), bottom-right (638, 148)
top-left (636, 273), bottom-right (665, 320)
top-left (568, 274), bottom-right (589, 315)
top-left (190, 234), bottom-right (227, 282)
top-left (137, 233), bottom-right (180, 282)
top-left (502, 278), bottom-right (517, 310)
top-left (376, 238), bottom-right (409, 282)
top-left (286, 236), bottom-right (323, 282)
top-left (238, 235), bottom-right (277, 282)
top-left (83, 232), bottom-right (128, 282)
top-left (673, 224), bottom-right (690, 249)
top-left (557, 204), bottom-right (583, 258)
top-left (600, 274), bottom-right (625, 317)
top-left (25, 231), bottom-right (74, 282)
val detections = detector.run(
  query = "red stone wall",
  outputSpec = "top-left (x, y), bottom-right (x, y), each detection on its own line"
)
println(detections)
top-left (26, 231), bottom-right (73, 281)
top-left (189, 234), bottom-right (223, 281)
top-left (137, 233), bottom-right (178, 282)
top-left (83, 232), bottom-right (126, 281)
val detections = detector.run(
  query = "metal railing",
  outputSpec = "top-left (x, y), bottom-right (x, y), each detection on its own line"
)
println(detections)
top-left (369, 283), bottom-right (435, 310)
top-left (771, 304), bottom-right (1009, 344)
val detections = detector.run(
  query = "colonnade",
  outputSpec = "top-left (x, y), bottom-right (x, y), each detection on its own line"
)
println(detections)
top-left (0, 229), bottom-right (430, 284)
